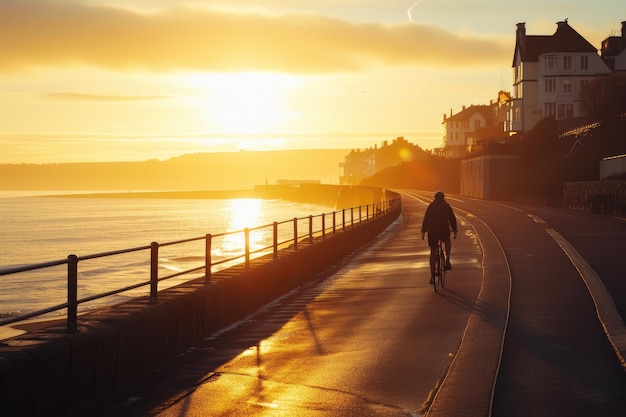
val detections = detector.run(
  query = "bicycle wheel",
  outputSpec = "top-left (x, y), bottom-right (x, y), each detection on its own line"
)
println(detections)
top-left (433, 246), bottom-right (441, 292)
top-left (439, 245), bottom-right (446, 289)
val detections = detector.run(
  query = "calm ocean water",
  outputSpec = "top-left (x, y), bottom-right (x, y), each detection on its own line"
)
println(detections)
top-left (0, 194), bottom-right (330, 318)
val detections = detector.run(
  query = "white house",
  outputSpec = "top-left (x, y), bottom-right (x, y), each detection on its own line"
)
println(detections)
top-left (507, 20), bottom-right (611, 135)
top-left (441, 98), bottom-right (506, 159)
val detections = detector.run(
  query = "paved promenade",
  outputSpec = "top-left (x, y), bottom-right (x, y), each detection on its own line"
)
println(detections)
top-left (104, 191), bottom-right (626, 416)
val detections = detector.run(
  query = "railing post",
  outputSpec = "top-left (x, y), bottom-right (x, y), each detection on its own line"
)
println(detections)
top-left (150, 242), bottom-right (159, 303)
top-left (351, 207), bottom-right (354, 226)
top-left (205, 234), bottom-right (212, 284)
top-left (359, 205), bottom-right (362, 223)
top-left (308, 215), bottom-right (313, 244)
top-left (66, 254), bottom-right (78, 333)
top-left (367, 204), bottom-right (370, 220)
top-left (293, 218), bottom-right (298, 250)
top-left (322, 214), bottom-right (326, 238)
top-left (333, 211), bottom-right (336, 234)
top-left (244, 228), bottom-right (250, 269)
top-left (273, 222), bottom-right (278, 259)
top-left (342, 209), bottom-right (346, 232)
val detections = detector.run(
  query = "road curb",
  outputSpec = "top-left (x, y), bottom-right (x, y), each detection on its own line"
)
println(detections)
top-left (545, 227), bottom-right (626, 370)
top-left (426, 211), bottom-right (512, 417)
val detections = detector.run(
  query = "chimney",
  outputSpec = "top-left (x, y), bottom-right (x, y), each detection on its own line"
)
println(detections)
top-left (622, 21), bottom-right (626, 38)
top-left (516, 22), bottom-right (526, 50)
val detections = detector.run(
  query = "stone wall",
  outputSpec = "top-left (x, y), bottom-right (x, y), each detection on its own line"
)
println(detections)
top-left (563, 180), bottom-right (626, 214)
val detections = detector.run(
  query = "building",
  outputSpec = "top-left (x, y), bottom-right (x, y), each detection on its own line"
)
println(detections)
top-left (507, 20), bottom-right (612, 135)
top-left (441, 96), bottom-right (507, 159)
top-left (339, 137), bottom-right (422, 185)
top-left (600, 21), bottom-right (626, 71)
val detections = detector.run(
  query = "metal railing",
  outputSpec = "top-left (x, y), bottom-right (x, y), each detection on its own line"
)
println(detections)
top-left (0, 197), bottom-right (401, 332)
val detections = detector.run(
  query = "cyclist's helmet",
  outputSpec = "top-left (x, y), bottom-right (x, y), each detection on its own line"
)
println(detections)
top-left (434, 190), bottom-right (445, 199)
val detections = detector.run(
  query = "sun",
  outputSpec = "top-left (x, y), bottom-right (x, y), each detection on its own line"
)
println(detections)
top-left (187, 72), bottom-right (299, 134)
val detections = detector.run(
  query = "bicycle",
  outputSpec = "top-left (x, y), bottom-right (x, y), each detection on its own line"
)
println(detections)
top-left (433, 239), bottom-right (446, 292)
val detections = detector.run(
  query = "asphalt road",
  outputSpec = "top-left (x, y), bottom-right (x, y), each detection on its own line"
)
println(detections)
top-left (105, 191), bottom-right (626, 417)
top-left (436, 192), bottom-right (626, 417)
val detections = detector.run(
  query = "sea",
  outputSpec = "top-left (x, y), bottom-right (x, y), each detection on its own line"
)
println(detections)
top-left (0, 191), bottom-right (331, 320)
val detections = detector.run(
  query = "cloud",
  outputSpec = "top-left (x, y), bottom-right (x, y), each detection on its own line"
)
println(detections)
top-left (43, 92), bottom-right (172, 101)
top-left (0, 0), bottom-right (510, 73)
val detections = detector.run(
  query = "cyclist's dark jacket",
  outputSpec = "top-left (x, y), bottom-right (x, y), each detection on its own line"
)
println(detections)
top-left (421, 198), bottom-right (457, 247)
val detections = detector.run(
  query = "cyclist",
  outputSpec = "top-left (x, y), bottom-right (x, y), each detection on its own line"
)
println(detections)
top-left (421, 190), bottom-right (458, 284)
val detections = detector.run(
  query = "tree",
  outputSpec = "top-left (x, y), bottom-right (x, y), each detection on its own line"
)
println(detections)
top-left (580, 74), bottom-right (626, 120)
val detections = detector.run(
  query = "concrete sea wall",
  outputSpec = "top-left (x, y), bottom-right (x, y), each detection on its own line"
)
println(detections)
top-left (0, 186), bottom-right (401, 417)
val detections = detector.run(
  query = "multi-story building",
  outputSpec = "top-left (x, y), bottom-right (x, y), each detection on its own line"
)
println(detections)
top-left (441, 92), bottom-right (508, 159)
top-left (339, 137), bottom-right (423, 185)
top-left (507, 20), bottom-right (612, 135)
top-left (601, 21), bottom-right (626, 71)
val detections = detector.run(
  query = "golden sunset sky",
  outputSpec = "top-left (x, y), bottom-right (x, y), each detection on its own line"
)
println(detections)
top-left (0, 0), bottom-right (623, 163)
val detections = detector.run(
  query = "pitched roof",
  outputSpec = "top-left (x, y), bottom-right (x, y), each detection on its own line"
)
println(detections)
top-left (513, 20), bottom-right (597, 66)
top-left (546, 21), bottom-right (598, 53)
top-left (445, 105), bottom-right (493, 122)
top-left (517, 35), bottom-right (551, 62)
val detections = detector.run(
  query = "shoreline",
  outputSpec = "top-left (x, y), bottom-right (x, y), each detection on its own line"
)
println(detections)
top-left (42, 188), bottom-right (261, 199)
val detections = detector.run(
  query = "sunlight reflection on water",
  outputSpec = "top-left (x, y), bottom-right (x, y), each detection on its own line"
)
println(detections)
top-left (0, 196), bottom-right (330, 317)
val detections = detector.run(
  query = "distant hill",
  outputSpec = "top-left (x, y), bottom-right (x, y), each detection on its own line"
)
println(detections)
top-left (0, 149), bottom-right (350, 191)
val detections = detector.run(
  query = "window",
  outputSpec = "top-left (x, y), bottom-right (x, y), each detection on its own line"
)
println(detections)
top-left (474, 119), bottom-right (481, 129)
top-left (580, 79), bottom-right (589, 91)
top-left (564, 56), bottom-right (572, 71)
top-left (563, 79), bottom-right (572, 94)
top-left (557, 104), bottom-right (575, 119)
top-left (545, 78), bottom-right (556, 93)
top-left (545, 55), bottom-right (557, 71)
top-left (545, 103), bottom-right (556, 117)
top-left (580, 55), bottom-right (589, 71)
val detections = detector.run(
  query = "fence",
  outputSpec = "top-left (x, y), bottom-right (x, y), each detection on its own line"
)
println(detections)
top-left (0, 197), bottom-right (401, 333)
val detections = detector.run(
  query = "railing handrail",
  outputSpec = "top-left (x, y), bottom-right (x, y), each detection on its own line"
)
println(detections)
top-left (0, 197), bottom-right (402, 331)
